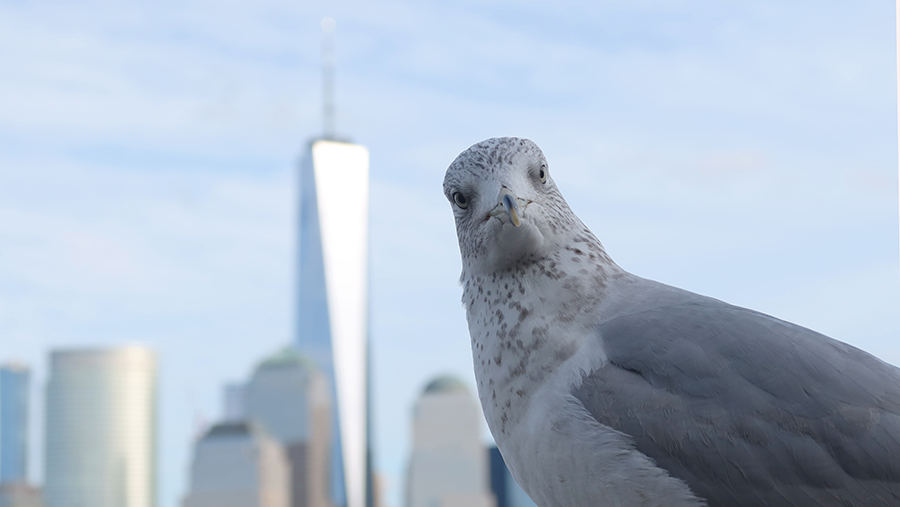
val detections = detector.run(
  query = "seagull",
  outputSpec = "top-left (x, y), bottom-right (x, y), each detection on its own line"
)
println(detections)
top-left (442, 137), bottom-right (900, 507)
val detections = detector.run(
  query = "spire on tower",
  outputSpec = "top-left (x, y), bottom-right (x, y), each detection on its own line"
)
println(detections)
top-left (321, 17), bottom-right (336, 140)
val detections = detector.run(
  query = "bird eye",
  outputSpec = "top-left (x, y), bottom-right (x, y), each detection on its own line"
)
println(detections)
top-left (453, 192), bottom-right (469, 209)
top-left (539, 166), bottom-right (547, 183)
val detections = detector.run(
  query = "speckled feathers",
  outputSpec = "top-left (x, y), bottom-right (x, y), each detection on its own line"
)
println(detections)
top-left (443, 137), bottom-right (621, 434)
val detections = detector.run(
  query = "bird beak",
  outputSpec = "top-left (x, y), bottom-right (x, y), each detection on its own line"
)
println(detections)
top-left (495, 186), bottom-right (521, 227)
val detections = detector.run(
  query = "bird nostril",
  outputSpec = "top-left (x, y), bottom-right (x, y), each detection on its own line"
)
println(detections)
top-left (503, 194), bottom-right (517, 211)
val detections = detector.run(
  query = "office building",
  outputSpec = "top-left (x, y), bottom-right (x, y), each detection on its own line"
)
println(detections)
top-left (296, 138), bottom-right (371, 507)
top-left (245, 348), bottom-right (332, 507)
top-left (0, 364), bottom-right (29, 484)
top-left (405, 376), bottom-right (495, 507)
top-left (182, 422), bottom-right (290, 507)
top-left (44, 346), bottom-right (157, 507)
top-left (488, 447), bottom-right (537, 507)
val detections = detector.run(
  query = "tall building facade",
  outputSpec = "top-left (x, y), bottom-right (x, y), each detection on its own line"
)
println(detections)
top-left (296, 139), bottom-right (371, 507)
top-left (245, 348), bottom-right (332, 507)
top-left (182, 422), bottom-right (290, 507)
top-left (0, 364), bottom-right (29, 484)
top-left (405, 376), bottom-right (495, 507)
top-left (44, 346), bottom-right (157, 507)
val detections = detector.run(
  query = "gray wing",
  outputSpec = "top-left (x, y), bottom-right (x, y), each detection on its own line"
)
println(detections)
top-left (573, 295), bottom-right (900, 507)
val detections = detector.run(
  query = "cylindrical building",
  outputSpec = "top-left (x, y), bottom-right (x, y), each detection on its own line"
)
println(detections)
top-left (44, 345), bottom-right (157, 507)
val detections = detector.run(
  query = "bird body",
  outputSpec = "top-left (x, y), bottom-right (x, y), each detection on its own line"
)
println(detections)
top-left (443, 137), bottom-right (900, 506)
top-left (467, 266), bottom-right (706, 506)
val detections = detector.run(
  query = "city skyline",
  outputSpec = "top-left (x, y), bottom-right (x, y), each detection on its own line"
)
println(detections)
top-left (0, 2), bottom-right (897, 507)
top-left (244, 348), bottom-right (333, 507)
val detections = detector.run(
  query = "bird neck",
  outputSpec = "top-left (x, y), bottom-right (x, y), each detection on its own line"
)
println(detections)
top-left (462, 236), bottom-right (621, 439)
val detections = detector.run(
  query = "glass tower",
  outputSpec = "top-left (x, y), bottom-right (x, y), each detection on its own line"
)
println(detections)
top-left (296, 139), bottom-right (371, 507)
top-left (44, 346), bottom-right (157, 507)
top-left (0, 363), bottom-right (29, 484)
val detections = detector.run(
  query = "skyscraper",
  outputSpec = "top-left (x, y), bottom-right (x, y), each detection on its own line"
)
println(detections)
top-left (405, 376), bottom-right (495, 507)
top-left (296, 137), bottom-right (371, 507)
top-left (245, 348), bottom-right (332, 507)
top-left (182, 421), bottom-right (290, 507)
top-left (0, 364), bottom-right (29, 484)
top-left (44, 346), bottom-right (157, 507)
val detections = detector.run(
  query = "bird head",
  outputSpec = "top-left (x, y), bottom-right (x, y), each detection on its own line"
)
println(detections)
top-left (443, 137), bottom-right (584, 278)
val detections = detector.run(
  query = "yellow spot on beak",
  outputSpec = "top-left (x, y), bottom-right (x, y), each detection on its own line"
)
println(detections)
top-left (508, 206), bottom-right (521, 227)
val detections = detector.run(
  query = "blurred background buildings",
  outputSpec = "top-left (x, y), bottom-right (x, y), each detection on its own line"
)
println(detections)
top-left (0, 354), bottom-right (535, 507)
top-left (187, 114), bottom-right (375, 506)
top-left (191, 348), bottom-right (333, 507)
top-left (245, 349), bottom-right (332, 507)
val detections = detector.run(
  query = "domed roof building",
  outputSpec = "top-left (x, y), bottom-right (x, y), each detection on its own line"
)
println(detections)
top-left (244, 347), bottom-right (333, 507)
top-left (422, 375), bottom-right (469, 395)
top-left (183, 421), bottom-right (290, 507)
top-left (405, 375), bottom-right (495, 507)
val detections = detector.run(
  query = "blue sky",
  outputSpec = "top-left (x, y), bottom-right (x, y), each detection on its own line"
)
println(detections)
top-left (0, 1), bottom-right (898, 507)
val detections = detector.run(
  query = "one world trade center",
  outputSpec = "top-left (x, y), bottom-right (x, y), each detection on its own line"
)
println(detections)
top-left (296, 137), bottom-right (373, 507)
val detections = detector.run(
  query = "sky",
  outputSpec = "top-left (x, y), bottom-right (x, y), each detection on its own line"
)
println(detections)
top-left (0, 1), bottom-right (898, 507)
